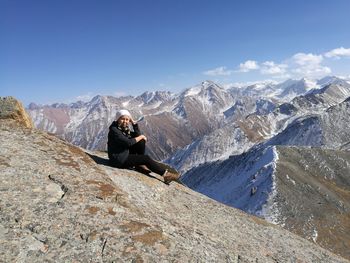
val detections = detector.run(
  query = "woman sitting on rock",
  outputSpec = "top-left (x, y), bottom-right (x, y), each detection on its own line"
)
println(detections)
top-left (108, 109), bottom-right (180, 184)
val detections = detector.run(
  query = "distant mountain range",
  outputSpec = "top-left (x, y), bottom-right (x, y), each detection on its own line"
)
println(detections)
top-left (28, 76), bottom-right (346, 160)
top-left (26, 75), bottom-right (350, 259)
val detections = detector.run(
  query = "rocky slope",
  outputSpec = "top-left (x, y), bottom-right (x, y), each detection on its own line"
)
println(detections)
top-left (2, 97), bottom-right (350, 262)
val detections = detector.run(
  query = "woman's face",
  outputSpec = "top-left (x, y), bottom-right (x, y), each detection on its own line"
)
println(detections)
top-left (117, 115), bottom-right (130, 128)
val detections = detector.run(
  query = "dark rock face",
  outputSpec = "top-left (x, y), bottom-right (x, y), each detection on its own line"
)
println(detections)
top-left (1, 98), bottom-right (349, 262)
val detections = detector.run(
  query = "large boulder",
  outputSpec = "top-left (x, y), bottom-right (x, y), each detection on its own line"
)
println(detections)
top-left (0, 96), bottom-right (34, 128)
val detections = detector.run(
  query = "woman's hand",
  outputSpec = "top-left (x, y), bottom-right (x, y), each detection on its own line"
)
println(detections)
top-left (136, 135), bottom-right (147, 142)
top-left (130, 117), bottom-right (136, 125)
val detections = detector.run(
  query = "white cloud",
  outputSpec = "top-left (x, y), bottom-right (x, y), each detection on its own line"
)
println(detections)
top-left (293, 66), bottom-right (331, 77)
top-left (203, 66), bottom-right (233, 76)
top-left (204, 47), bottom-right (348, 82)
top-left (238, 60), bottom-right (259, 72)
top-left (260, 61), bottom-right (288, 75)
top-left (290, 52), bottom-right (331, 78)
top-left (292, 53), bottom-right (323, 66)
top-left (324, 47), bottom-right (350, 58)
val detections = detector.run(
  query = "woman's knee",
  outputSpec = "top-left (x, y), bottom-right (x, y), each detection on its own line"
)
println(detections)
top-left (143, 154), bottom-right (152, 162)
top-left (133, 140), bottom-right (146, 154)
top-left (138, 139), bottom-right (146, 146)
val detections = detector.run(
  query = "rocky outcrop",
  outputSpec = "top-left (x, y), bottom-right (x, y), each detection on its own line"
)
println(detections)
top-left (0, 96), bottom-right (34, 128)
top-left (1, 99), bottom-right (349, 262)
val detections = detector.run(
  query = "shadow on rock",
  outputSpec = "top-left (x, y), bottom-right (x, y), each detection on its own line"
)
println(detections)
top-left (86, 153), bottom-right (110, 166)
top-left (86, 152), bottom-right (165, 183)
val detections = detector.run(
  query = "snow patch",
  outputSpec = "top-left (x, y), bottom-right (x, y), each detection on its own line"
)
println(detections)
top-left (286, 174), bottom-right (296, 185)
top-left (184, 86), bottom-right (201, 97)
top-left (312, 229), bottom-right (318, 243)
top-left (122, 100), bottom-right (130, 107)
top-left (258, 146), bottom-right (281, 224)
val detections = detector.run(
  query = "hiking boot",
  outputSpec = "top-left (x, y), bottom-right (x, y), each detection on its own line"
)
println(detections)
top-left (135, 165), bottom-right (151, 175)
top-left (163, 170), bottom-right (180, 184)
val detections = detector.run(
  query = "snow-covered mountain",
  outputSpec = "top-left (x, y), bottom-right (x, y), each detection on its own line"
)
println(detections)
top-left (27, 76), bottom-right (348, 163)
top-left (27, 81), bottom-right (236, 160)
top-left (166, 122), bottom-right (255, 173)
top-left (227, 77), bottom-right (320, 102)
top-left (180, 82), bottom-right (350, 259)
top-left (181, 144), bottom-right (350, 260)
top-left (166, 76), bottom-right (350, 173)
top-left (276, 78), bottom-right (318, 101)
top-left (181, 93), bottom-right (350, 197)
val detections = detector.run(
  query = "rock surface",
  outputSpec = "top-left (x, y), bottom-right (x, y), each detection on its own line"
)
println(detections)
top-left (1, 97), bottom-right (349, 262)
top-left (0, 96), bottom-right (33, 129)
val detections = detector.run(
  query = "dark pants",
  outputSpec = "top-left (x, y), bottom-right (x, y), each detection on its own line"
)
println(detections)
top-left (122, 140), bottom-right (166, 176)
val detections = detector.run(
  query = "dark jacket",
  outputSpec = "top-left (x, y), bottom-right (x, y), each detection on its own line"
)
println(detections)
top-left (107, 121), bottom-right (141, 167)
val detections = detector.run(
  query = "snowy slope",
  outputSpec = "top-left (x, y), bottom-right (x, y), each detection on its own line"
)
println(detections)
top-left (183, 94), bottom-right (350, 200)
top-left (180, 90), bottom-right (350, 258)
top-left (182, 145), bottom-right (279, 214)
top-left (166, 122), bottom-right (254, 173)
top-left (181, 144), bottom-right (350, 259)
top-left (168, 77), bottom-right (350, 173)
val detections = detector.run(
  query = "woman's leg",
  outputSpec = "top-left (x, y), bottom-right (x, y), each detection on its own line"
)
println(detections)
top-left (122, 154), bottom-right (166, 176)
top-left (129, 140), bottom-right (146, 155)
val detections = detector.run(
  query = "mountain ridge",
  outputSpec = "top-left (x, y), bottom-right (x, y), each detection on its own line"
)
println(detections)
top-left (27, 76), bottom-right (344, 161)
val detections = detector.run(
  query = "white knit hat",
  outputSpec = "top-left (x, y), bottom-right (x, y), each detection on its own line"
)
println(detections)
top-left (115, 109), bottom-right (132, 120)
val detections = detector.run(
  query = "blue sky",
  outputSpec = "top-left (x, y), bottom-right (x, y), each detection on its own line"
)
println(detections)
top-left (1, 0), bottom-right (350, 106)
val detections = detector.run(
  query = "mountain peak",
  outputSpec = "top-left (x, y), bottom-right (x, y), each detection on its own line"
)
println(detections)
top-left (183, 80), bottom-right (224, 98)
top-left (88, 95), bottom-right (108, 107)
top-left (201, 80), bottom-right (219, 87)
top-left (91, 94), bottom-right (104, 102)
top-left (317, 75), bottom-right (342, 87)
top-left (138, 90), bottom-right (173, 104)
top-left (27, 102), bottom-right (40, 110)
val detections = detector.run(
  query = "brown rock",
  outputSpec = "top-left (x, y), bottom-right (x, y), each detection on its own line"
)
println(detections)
top-left (0, 96), bottom-right (34, 129)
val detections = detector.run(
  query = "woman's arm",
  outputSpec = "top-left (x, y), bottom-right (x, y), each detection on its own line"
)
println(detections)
top-left (111, 127), bottom-right (147, 147)
top-left (130, 118), bottom-right (141, 136)
top-left (131, 123), bottom-right (141, 137)
top-left (135, 134), bottom-right (147, 142)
